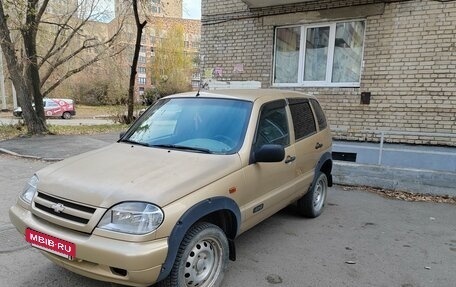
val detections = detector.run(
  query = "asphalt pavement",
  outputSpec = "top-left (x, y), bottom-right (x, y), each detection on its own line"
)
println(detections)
top-left (0, 155), bottom-right (455, 287)
top-left (0, 133), bottom-right (119, 160)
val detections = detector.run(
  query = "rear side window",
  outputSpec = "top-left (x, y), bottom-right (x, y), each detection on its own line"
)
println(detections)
top-left (288, 98), bottom-right (316, 141)
top-left (310, 99), bottom-right (327, 130)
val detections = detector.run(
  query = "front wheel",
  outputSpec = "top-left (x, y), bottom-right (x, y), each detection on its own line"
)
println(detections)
top-left (297, 172), bottom-right (328, 218)
top-left (158, 222), bottom-right (229, 287)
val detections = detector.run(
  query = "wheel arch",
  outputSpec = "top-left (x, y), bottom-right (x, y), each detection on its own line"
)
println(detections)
top-left (315, 152), bottom-right (333, 187)
top-left (157, 196), bottom-right (241, 282)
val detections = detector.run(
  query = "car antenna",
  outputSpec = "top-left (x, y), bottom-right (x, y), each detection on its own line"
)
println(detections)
top-left (196, 84), bottom-right (201, 97)
top-left (196, 55), bottom-right (206, 97)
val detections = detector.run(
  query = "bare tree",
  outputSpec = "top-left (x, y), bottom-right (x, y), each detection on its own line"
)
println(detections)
top-left (0, 0), bottom-right (49, 134)
top-left (0, 0), bottom-right (124, 135)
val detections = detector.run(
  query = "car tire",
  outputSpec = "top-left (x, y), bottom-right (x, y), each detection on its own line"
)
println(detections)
top-left (297, 172), bottom-right (328, 218)
top-left (62, 112), bottom-right (71, 119)
top-left (158, 222), bottom-right (229, 287)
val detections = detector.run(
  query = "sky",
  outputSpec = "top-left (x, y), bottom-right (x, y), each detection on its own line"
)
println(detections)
top-left (183, 0), bottom-right (201, 19)
top-left (97, 0), bottom-right (201, 21)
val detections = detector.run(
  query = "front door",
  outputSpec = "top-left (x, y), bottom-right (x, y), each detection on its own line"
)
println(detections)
top-left (240, 100), bottom-right (297, 233)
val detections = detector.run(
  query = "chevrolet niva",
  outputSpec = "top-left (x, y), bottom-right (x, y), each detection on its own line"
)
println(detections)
top-left (10, 89), bottom-right (333, 287)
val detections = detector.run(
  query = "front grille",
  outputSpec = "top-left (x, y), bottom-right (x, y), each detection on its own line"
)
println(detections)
top-left (34, 192), bottom-right (96, 225)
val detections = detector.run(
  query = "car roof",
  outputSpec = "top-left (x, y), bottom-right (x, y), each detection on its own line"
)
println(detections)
top-left (165, 89), bottom-right (316, 102)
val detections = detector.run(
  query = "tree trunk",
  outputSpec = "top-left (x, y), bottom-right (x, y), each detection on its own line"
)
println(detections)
top-left (126, 0), bottom-right (147, 124)
top-left (23, 0), bottom-right (46, 126)
top-left (0, 0), bottom-right (47, 134)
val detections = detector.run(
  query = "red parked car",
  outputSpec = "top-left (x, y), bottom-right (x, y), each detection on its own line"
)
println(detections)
top-left (13, 98), bottom-right (76, 119)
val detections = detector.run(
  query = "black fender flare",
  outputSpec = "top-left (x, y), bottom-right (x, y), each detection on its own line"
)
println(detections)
top-left (313, 151), bottom-right (333, 188)
top-left (157, 196), bottom-right (241, 282)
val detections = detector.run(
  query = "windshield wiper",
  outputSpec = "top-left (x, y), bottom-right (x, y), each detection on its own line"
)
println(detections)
top-left (151, 144), bottom-right (212, 154)
top-left (120, 139), bottom-right (150, 147)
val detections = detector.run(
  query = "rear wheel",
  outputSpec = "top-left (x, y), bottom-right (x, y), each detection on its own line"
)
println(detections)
top-left (158, 222), bottom-right (229, 287)
top-left (62, 112), bottom-right (71, 119)
top-left (297, 172), bottom-right (328, 218)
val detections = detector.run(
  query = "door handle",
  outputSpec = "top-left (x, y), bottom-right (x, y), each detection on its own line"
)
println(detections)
top-left (315, 142), bottom-right (323, 149)
top-left (285, 155), bottom-right (296, 164)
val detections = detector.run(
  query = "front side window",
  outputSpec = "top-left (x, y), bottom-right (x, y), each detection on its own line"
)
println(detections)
top-left (254, 100), bottom-right (290, 149)
top-left (274, 20), bottom-right (365, 87)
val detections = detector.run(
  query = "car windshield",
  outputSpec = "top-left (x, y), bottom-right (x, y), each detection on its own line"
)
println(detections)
top-left (122, 97), bottom-right (253, 154)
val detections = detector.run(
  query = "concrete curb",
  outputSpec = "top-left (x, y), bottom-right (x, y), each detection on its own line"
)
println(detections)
top-left (333, 161), bottom-right (456, 197)
top-left (0, 148), bottom-right (63, 162)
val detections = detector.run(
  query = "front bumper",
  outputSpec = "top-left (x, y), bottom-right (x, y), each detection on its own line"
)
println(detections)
top-left (9, 203), bottom-right (168, 287)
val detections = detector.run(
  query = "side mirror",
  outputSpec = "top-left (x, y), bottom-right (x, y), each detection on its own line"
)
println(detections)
top-left (253, 144), bottom-right (285, 163)
top-left (119, 131), bottom-right (126, 139)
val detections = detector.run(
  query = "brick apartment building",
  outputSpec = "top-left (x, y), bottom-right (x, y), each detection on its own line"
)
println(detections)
top-left (114, 0), bottom-right (201, 99)
top-left (200, 0), bottom-right (456, 146)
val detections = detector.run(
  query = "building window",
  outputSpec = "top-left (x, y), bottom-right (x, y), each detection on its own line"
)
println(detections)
top-left (140, 45), bottom-right (146, 53)
top-left (273, 20), bottom-right (365, 87)
top-left (138, 77), bottom-right (146, 84)
top-left (138, 56), bottom-right (146, 63)
top-left (149, 28), bottom-right (156, 44)
top-left (138, 67), bottom-right (146, 74)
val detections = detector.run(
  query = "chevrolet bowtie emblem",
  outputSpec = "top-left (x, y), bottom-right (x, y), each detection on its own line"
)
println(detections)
top-left (51, 203), bottom-right (66, 213)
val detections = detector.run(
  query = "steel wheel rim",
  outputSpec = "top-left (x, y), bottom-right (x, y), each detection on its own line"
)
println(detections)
top-left (184, 237), bottom-right (223, 287)
top-left (313, 176), bottom-right (327, 211)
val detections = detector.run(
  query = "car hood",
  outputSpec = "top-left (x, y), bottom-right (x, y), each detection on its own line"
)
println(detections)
top-left (36, 143), bottom-right (242, 208)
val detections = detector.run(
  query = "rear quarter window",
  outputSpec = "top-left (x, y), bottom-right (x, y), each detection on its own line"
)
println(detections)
top-left (310, 99), bottom-right (327, 130)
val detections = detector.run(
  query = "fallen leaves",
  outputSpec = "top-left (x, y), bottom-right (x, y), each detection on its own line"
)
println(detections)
top-left (340, 185), bottom-right (456, 205)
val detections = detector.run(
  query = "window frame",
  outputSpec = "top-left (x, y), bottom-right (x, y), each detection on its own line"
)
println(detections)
top-left (272, 19), bottom-right (366, 88)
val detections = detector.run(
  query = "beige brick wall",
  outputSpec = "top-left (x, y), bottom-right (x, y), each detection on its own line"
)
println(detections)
top-left (201, 0), bottom-right (456, 146)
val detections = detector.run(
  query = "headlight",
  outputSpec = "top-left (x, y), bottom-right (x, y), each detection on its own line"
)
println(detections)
top-left (97, 202), bottom-right (164, 235)
top-left (20, 175), bottom-right (38, 204)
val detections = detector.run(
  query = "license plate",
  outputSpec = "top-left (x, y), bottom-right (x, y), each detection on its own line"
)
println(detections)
top-left (25, 228), bottom-right (76, 259)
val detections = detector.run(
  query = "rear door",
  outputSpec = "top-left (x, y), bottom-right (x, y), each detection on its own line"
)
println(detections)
top-left (287, 98), bottom-right (321, 197)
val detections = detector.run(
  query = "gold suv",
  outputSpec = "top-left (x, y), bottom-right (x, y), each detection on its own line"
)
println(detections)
top-left (10, 89), bottom-right (333, 287)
